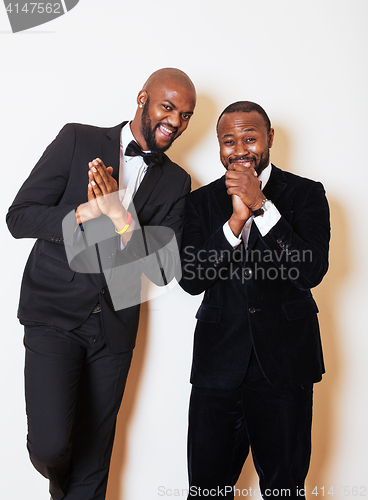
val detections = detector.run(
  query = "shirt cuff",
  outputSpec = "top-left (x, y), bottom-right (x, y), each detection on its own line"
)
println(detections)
top-left (74, 223), bottom-right (84, 242)
top-left (253, 203), bottom-right (281, 236)
top-left (118, 224), bottom-right (135, 250)
top-left (223, 221), bottom-right (242, 248)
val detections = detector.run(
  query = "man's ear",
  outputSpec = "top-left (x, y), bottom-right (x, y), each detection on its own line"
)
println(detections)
top-left (137, 90), bottom-right (148, 108)
top-left (268, 128), bottom-right (275, 148)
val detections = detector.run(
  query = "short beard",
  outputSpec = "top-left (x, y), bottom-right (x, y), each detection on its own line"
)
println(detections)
top-left (140, 98), bottom-right (174, 153)
top-left (226, 152), bottom-right (269, 175)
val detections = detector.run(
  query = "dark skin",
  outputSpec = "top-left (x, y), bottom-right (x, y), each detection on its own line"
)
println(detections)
top-left (75, 70), bottom-right (196, 235)
top-left (217, 111), bottom-right (274, 237)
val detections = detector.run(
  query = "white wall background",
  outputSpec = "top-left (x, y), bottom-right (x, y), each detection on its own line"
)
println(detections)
top-left (1, 1), bottom-right (367, 498)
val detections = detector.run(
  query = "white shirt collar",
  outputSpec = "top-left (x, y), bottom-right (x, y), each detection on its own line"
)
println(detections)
top-left (120, 122), bottom-right (137, 157)
top-left (121, 121), bottom-right (151, 156)
top-left (258, 163), bottom-right (272, 190)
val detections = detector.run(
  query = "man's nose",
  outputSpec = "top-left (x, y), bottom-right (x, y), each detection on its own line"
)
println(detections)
top-left (167, 111), bottom-right (181, 129)
top-left (234, 142), bottom-right (248, 156)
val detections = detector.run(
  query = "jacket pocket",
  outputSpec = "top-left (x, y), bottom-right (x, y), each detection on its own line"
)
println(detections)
top-left (35, 253), bottom-right (75, 281)
top-left (195, 303), bottom-right (222, 324)
top-left (282, 297), bottom-right (319, 321)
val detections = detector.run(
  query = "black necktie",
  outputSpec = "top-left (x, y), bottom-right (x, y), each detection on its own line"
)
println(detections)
top-left (125, 140), bottom-right (161, 168)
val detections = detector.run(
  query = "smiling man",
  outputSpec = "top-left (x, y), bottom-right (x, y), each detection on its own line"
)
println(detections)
top-left (7, 68), bottom-right (196, 500)
top-left (180, 101), bottom-right (330, 499)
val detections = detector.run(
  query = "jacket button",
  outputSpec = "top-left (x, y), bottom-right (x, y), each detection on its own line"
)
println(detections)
top-left (108, 253), bottom-right (114, 259)
top-left (244, 267), bottom-right (252, 278)
top-left (249, 307), bottom-right (256, 314)
top-left (101, 288), bottom-right (105, 294)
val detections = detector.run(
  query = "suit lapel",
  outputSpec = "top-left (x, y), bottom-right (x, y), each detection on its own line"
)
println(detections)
top-left (102, 122), bottom-right (127, 183)
top-left (247, 223), bottom-right (259, 252)
top-left (130, 163), bottom-right (163, 214)
top-left (213, 176), bottom-right (233, 223)
top-left (262, 164), bottom-right (287, 205)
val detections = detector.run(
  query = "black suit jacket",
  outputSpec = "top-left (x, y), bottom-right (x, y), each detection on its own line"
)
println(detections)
top-left (180, 165), bottom-right (330, 389)
top-left (7, 122), bottom-right (191, 352)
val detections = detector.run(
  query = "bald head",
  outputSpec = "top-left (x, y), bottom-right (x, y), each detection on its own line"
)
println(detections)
top-left (143, 68), bottom-right (196, 98)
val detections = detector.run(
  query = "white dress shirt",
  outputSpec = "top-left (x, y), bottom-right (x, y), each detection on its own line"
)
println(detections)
top-left (119, 122), bottom-right (149, 209)
top-left (117, 122), bottom-right (154, 249)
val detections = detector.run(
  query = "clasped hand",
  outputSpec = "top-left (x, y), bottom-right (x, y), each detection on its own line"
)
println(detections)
top-left (225, 163), bottom-right (265, 237)
top-left (225, 163), bottom-right (264, 213)
top-left (87, 158), bottom-right (120, 217)
top-left (76, 159), bottom-right (129, 232)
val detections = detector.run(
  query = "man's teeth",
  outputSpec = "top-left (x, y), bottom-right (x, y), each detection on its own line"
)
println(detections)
top-left (160, 125), bottom-right (174, 135)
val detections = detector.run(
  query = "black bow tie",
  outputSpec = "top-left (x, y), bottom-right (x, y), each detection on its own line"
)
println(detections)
top-left (125, 140), bottom-right (161, 168)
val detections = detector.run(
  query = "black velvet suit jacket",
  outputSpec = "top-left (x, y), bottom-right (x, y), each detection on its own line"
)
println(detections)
top-left (7, 122), bottom-right (190, 352)
top-left (180, 165), bottom-right (330, 389)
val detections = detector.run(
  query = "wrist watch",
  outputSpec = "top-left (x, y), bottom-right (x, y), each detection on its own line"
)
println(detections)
top-left (252, 199), bottom-right (273, 217)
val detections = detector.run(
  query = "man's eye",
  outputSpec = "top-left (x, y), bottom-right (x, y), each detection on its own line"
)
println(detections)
top-left (224, 140), bottom-right (234, 145)
top-left (163, 105), bottom-right (172, 111)
top-left (182, 114), bottom-right (191, 121)
top-left (246, 137), bottom-right (255, 143)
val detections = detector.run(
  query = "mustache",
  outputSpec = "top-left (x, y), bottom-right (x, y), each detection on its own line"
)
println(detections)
top-left (229, 155), bottom-right (257, 164)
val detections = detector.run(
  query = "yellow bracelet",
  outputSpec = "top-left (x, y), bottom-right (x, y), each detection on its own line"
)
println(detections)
top-left (115, 212), bottom-right (132, 234)
top-left (115, 224), bottom-right (130, 234)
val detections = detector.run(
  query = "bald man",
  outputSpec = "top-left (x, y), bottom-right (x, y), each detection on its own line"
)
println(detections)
top-left (7, 68), bottom-right (196, 500)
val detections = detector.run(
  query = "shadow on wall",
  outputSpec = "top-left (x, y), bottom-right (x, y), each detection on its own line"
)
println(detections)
top-left (168, 93), bottom-right (219, 190)
top-left (270, 124), bottom-right (292, 173)
top-left (307, 197), bottom-right (348, 489)
top-left (105, 94), bottom-right (218, 500)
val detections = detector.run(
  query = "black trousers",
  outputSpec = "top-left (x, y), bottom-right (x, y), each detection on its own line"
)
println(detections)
top-left (187, 351), bottom-right (313, 500)
top-left (24, 312), bottom-right (132, 500)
